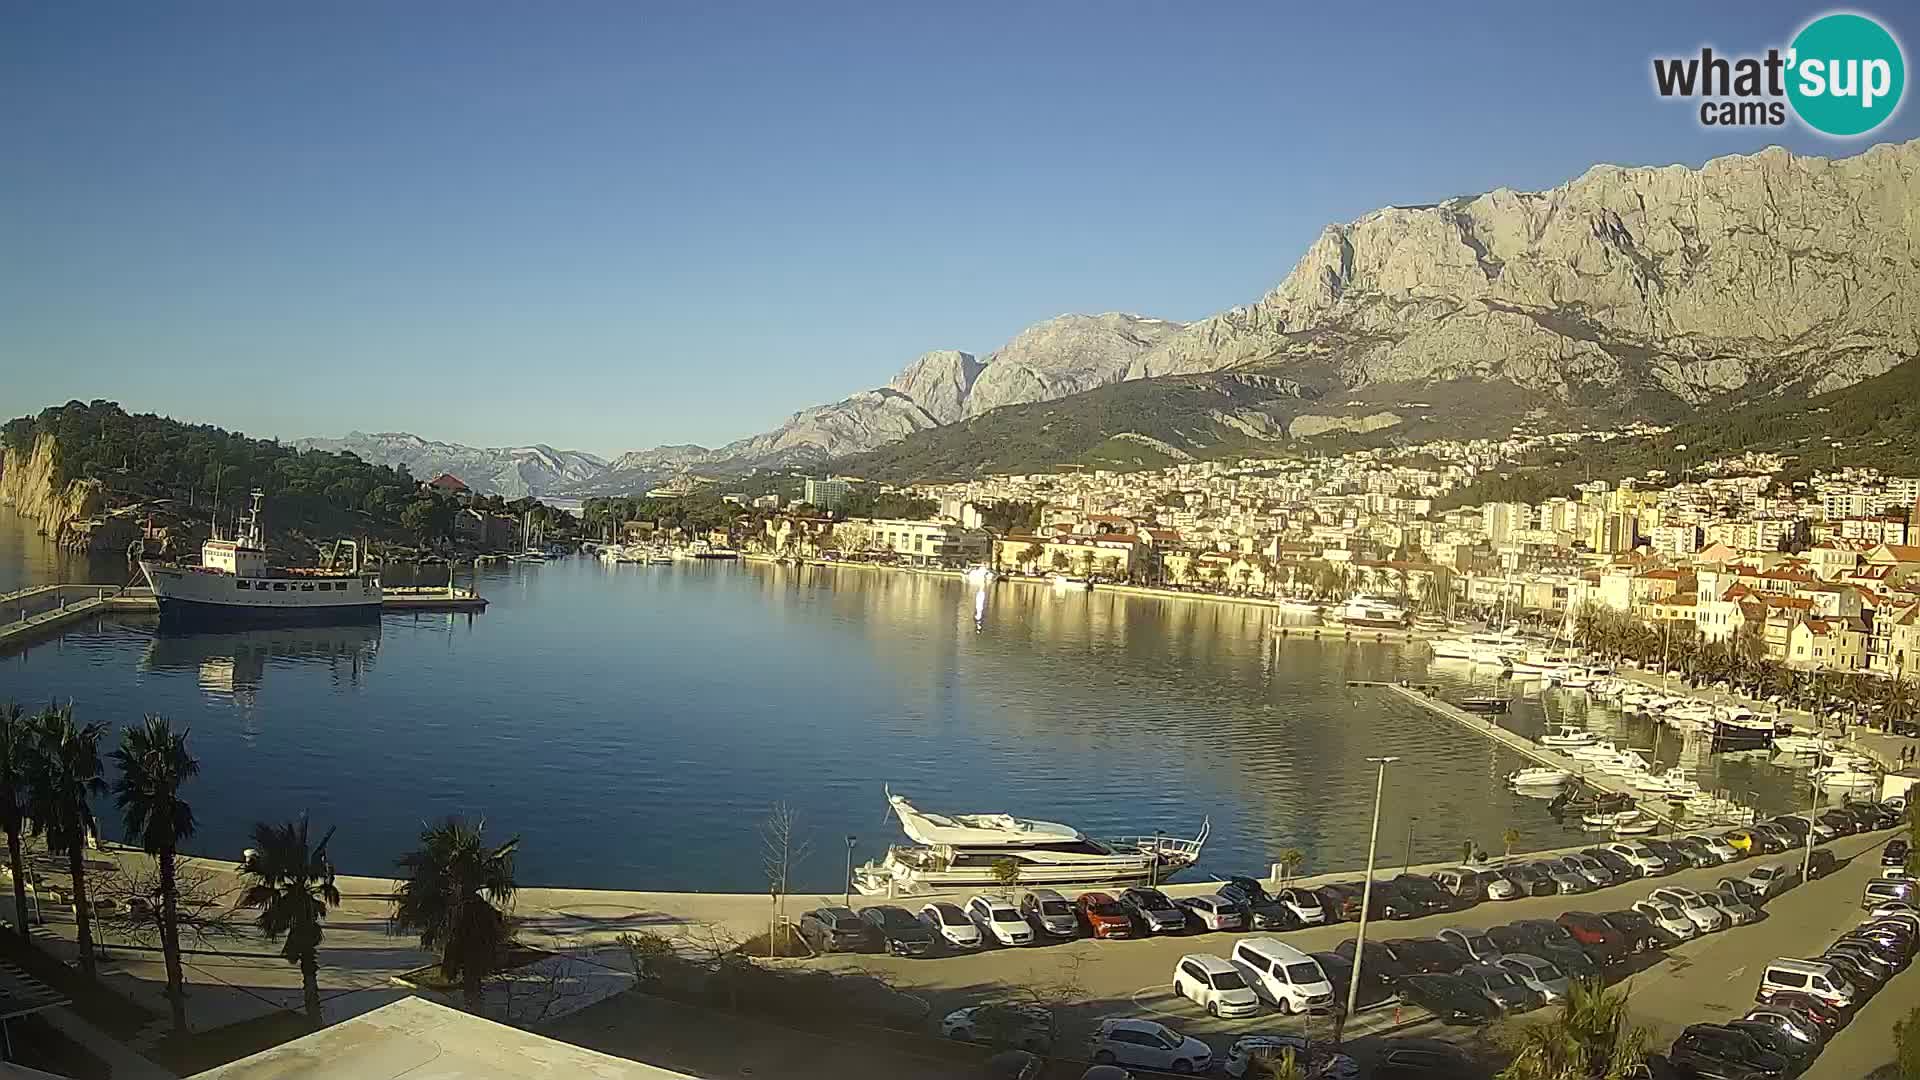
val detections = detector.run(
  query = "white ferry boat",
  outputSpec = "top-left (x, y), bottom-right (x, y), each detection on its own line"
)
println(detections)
top-left (140, 492), bottom-right (381, 626)
top-left (851, 790), bottom-right (1208, 897)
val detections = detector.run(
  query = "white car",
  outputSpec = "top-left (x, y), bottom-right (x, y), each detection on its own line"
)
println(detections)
top-left (1690, 834), bottom-right (1741, 863)
top-left (1631, 899), bottom-right (1698, 942)
top-left (1276, 887), bottom-right (1328, 926)
top-left (1172, 953), bottom-right (1262, 1018)
top-left (1702, 889), bottom-right (1759, 926)
top-left (1650, 887), bottom-right (1728, 933)
top-left (1499, 953), bottom-right (1572, 1003)
top-left (965, 894), bottom-right (1033, 946)
top-left (1437, 927), bottom-right (1505, 964)
top-left (1175, 893), bottom-right (1245, 932)
top-left (940, 1004), bottom-right (1052, 1052)
top-left (1087, 1018), bottom-right (1213, 1074)
top-left (1602, 842), bottom-right (1667, 876)
top-left (1743, 864), bottom-right (1795, 900)
top-left (918, 901), bottom-right (982, 950)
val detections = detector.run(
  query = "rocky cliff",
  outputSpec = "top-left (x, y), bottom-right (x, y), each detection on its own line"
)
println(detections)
top-left (0, 435), bottom-right (106, 546)
top-left (1127, 142), bottom-right (1920, 405)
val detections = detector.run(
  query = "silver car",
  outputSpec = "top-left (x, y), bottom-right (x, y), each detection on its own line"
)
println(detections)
top-left (1531, 860), bottom-right (1590, 895)
top-left (1458, 963), bottom-right (1543, 1013)
top-left (1559, 854), bottom-right (1614, 888)
top-left (1703, 888), bottom-right (1760, 926)
top-left (1499, 953), bottom-right (1573, 1003)
top-left (1437, 927), bottom-right (1504, 964)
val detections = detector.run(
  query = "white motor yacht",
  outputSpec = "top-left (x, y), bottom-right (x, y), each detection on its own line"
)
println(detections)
top-left (1328, 594), bottom-right (1410, 629)
top-left (1507, 767), bottom-right (1572, 789)
top-left (1540, 726), bottom-right (1599, 749)
top-left (851, 790), bottom-right (1208, 897)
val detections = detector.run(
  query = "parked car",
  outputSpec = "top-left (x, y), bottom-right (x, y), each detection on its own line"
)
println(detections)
top-left (1668, 1023), bottom-right (1790, 1080)
top-left (1602, 842), bottom-right (1668, 876)
top-left (1722, 829), bottom-right (1758, 854)
top-left (1018, 889), bottom-right (1079, 939)
top-left (1664, 836), bottom-right (1718, 869)
top-left (1436, 927), bottom-right (1504, 964)
top-left (1173, 953), bottom-right (1263, 1018)
top-left (1086, 1019), bottom-right (1213, 1074)
top-left (1805, 848), bottom-right (1838, 880)
top-left (1631, 900), bottom-right (1699, 943)
top-left (1863, 876), bottom-right (1917, 910)
top-left (1598, 908), bottom-right (1674, 951)
top-left (1118, 887), bottom-right (1188, 935)
top-left (1763, 992), bottom-right (1846, 1034)
top-left (1641, 839), bottom-right (1688, 872)
top-left (966, 895), bottom-right (1036, 947)
top-left (919, 901), bottom-right (983, 951)
top-left (1818, 949), bottom-right (1889, 996)
top-left (1725, 1019), bottom-right (1819, 1075)
top-left (1499, 953), bottom-right (1573, 1003)
top-left (1228, 937), bottom-right (1336, 1014)
top-left (1333, 936), bottom-right (1413, 982)
top-left (1558, 853), bottom-right (1615, 888)
top-left (1432, 866), bottom-right (1503, 903)
top-left (859, 904), bottom-right (937, 956)
top-left (1391, 873), bottom-right (1462, 914)
top-left (1817, 810), bottom-right (1858, 839)
top-left (1313, 883), bottom-right (1362, 922)
top-left (1176, 892), bottom-right (1247, 932)
top-left (1311, 949), bottom-right (1396, 1009)
top-left (1650, 887), bottom-right (1728, 934)
top-left (1395, 973), bottom-right (1501, 1025)
top-left (1530, 860), bottom-right (1590, 894)
top-left (1738, 1006), bottom-right (1827, 1051)
top-left (1276, 886), bottom-right (1329, 925)
top-left (1554, 911), bottom-right (1631, 967)
top-left (1074, 892), bottom-right (1135, 939)
top-left (1457, 963), bottom-right (1542, 1013)
top-left (1702, 888), bottom-right (1761, 927)
top-left (1740, 828), bottom-right (1787, 855)
top-left (1220, 878), bottom-right (1301, 931)
top-left (1387, 937), bottom-right (1471, 975)
top-left (1222, 1035), bottom-right (1359, 1080)
top-left (1370, 1042), bottom-right (1477, 1079)
top-left (1755, 958), bottom-right (1858, 1012)
top-left (796, 906), bottom-right (879, 953)
top-left (1691, 833), bottom-right (1741, 863)
top-left (1743, 864), bottom-right (1797, 901)
top-left (1585, 846), bottom-right (1642, 881)
top-left (1718, 875), bottom-right (1764, 906)
top-left (1501, 863), bottom-right (1559, 897)
top-left (942, 1003), bottom-right (1054, 1052)
top-left (1885, 839), bottom-right (1912, 870)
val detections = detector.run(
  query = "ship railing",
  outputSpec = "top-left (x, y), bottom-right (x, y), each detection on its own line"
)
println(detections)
top-left (1109, 817), bottom-right (1210, 864)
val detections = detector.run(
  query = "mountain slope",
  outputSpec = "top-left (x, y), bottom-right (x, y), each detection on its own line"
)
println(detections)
top-left (1130, 142), bottom-right (1920, 407)
top-left (293, 432), bottom-right (608, 498)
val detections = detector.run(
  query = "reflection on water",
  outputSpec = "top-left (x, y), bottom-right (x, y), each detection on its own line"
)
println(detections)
top-left (0, 511), bottom-right (1805, 892)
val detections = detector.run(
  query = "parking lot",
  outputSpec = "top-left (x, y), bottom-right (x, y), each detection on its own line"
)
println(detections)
top-left (814, 826), bottom-right (1911, 1072)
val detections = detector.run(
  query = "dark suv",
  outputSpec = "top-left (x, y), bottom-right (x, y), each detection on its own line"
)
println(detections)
top-left (1391, 874), bottom-right (1462, 915)
top-left (797, 906), bottom-right (878, 953)
top-left (858, 904), bottom-right (935, 956)
top-left (1219, 877), bottom-right (1300, 931)
top-left (1668, 1023), bottom-right (1790, 1079)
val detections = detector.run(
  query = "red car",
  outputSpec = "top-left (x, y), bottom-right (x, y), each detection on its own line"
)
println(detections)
top-left (1075, 891), bottom-right (1134, 939)
top-left (1764, 992), bottom-right (1846, 1033)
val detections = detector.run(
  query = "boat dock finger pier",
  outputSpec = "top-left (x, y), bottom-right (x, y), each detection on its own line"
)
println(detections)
top-left (1, 582), bottom-right (487, 654)
top-left (1372, 681), bottom-right (1699, 830)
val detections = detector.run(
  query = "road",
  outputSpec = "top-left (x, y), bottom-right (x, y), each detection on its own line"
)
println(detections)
top-left (815, 828), bottom-right (1910, 1072)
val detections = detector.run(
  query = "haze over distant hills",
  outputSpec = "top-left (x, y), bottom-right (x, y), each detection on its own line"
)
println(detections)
top-left (292, 432), bottom-right (607, 498)
top-left (311, 141), bottom-right (1920, 495)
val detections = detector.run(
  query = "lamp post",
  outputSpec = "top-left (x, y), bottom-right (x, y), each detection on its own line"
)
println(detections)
top-left (1339, 755), bottom-right (1398, 1046)
top-left (843, 835), bottom-right (857, 909)
top-left (1151, 830), bottom-right (1164, 888)
top-left (1802, 777), bottom-right (1818, 884)
top-left (1402, 815), bottom-right (1419, 876)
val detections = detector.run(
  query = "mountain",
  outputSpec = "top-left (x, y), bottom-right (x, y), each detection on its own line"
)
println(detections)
top-left (563, 313), bottom-right (1183, 494)
top-left (1129, 142), bottom-right (1920, 402)
top-left (831, 141), bottom-right (1920, 482)
top-left (293, 432), bottom-right (609, 498)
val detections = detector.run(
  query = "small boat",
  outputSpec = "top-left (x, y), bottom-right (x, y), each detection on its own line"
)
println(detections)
top-left (1050, 574), bottom-right (1092, 591)
top-left (1818, 769), bottom-right (1879, 795)
top-left (1327, 594), bottom-right (1410, 629)
top-left (1507, 767), bottom-right (1572, 788)
top-left (963, 565), bottom-right (996, 588)
top-left (1461, 697), bottom-right (1511, 714)
top-left (1540, 726), bottom-right (1598, 748)
top-left (1610, 813), bottom-right (1659, 837)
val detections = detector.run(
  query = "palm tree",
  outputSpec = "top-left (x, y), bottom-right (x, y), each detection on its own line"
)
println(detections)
top-left (1275, 848), bottom-right (1305, 886)
top-left (389, 817), bottom-right (520, 1013)
top-left (27, 702), bottom-right (108, 978)
top-left (239, 817), bottom-right (340, 1026)
top-left (0, 703), bottom-right (35, 942)
top-left (1498, 978), bottom-right (1651, 1079)
top-left (111, 715), bottom-right (199, 1033)
top-left (1502, 828), bottom-right (1522, 864)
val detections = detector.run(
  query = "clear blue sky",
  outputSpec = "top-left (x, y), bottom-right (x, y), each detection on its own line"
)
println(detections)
top-left (5, 2), bottom-right (1917, 458)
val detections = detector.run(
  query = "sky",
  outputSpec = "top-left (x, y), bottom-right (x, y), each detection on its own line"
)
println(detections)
top-left (5, 2), bottom-right (1919, 459)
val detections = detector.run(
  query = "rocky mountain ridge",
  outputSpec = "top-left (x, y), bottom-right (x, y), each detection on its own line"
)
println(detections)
top-left (292, 432), bottom-right (609, 498)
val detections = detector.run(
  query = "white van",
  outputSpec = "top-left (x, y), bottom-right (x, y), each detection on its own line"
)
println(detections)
top-left (1863, 877), bottom-right (1916, 910)
top-left (1756, 958), bottom-right (1856, 1011)
top-left (1229, 937), bottom-right (1335, 1015)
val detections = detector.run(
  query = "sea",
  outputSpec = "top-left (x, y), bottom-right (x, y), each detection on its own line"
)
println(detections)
top-left (0, 508), bottom-right (1807, 893)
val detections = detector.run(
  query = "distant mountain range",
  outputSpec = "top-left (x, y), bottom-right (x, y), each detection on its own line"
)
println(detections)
top-left (291, 432), bottom-right (607, 498)
top-left (313, 140), bottom-right (1920, 495)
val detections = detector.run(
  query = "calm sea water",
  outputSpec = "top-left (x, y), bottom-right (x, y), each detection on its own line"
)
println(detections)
top-left (0, 509), bottom-right (1803, 892)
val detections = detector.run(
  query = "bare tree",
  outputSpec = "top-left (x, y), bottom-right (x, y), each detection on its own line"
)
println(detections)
top-left (92, 857), bottom-right (245, 951)
top-left (760, 803), bottom-right (811, 957)
top-left (486, 943), bottom-right (599, 1025)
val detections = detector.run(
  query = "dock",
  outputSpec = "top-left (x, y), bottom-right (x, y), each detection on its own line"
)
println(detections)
top-left (1377, 681), bottom-right (1702, 830)
top-left (1, 582), bottom-right (487, 654)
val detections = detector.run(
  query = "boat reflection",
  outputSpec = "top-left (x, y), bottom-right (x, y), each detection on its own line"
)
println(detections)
top-left (140, 623), bottom-right (383, 696)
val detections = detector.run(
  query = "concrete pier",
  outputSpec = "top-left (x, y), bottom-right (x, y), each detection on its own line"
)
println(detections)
top-left (0, 582), bottom-right (488, 654)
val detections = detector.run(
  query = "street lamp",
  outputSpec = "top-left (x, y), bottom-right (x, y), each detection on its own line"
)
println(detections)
top-left (1402, 815), bottom-right (1419, 876)
top-left (1340, 755), bottom-right (1398, 1046)
top-left (843, 835), bottom-right (857, 909)
top-left (1151, 830), bottom-right (1165, 888)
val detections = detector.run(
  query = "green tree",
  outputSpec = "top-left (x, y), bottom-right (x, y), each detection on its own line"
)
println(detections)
top-left (1498, 979), bottom-right (1651, 1079)
top-left (27, 703), bottom-right (108, 978)
top-left (239, 817), bottom-right (341, 1026)
top-left (389, 816), bottom-right (520, 1013)
top-left (989, 857), bottom-right (1023, 889)
top-left (1894, 1003), bottom-right (1920, 1080)
top-left (1502, 828), bottom-right (1522, 863)
top-left (0, 703), bottom-right (34, 942)
top-left (1275, 848), bottom-right (1304, 886)
top-left (110, 715), bottom-right (199, 1033)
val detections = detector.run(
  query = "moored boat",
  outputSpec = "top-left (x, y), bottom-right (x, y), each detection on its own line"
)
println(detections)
top-left (139, 491), bottom-right (381, 626)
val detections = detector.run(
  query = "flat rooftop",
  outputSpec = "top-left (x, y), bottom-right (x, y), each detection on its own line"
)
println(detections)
top-left (196, 996), bottom-right (694, 1080)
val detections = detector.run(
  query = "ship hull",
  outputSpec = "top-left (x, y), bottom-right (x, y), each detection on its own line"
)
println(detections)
top-left (142, 561), bottom-right (383, 628)
top-left (152, 596), bottom-right (382, 628)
